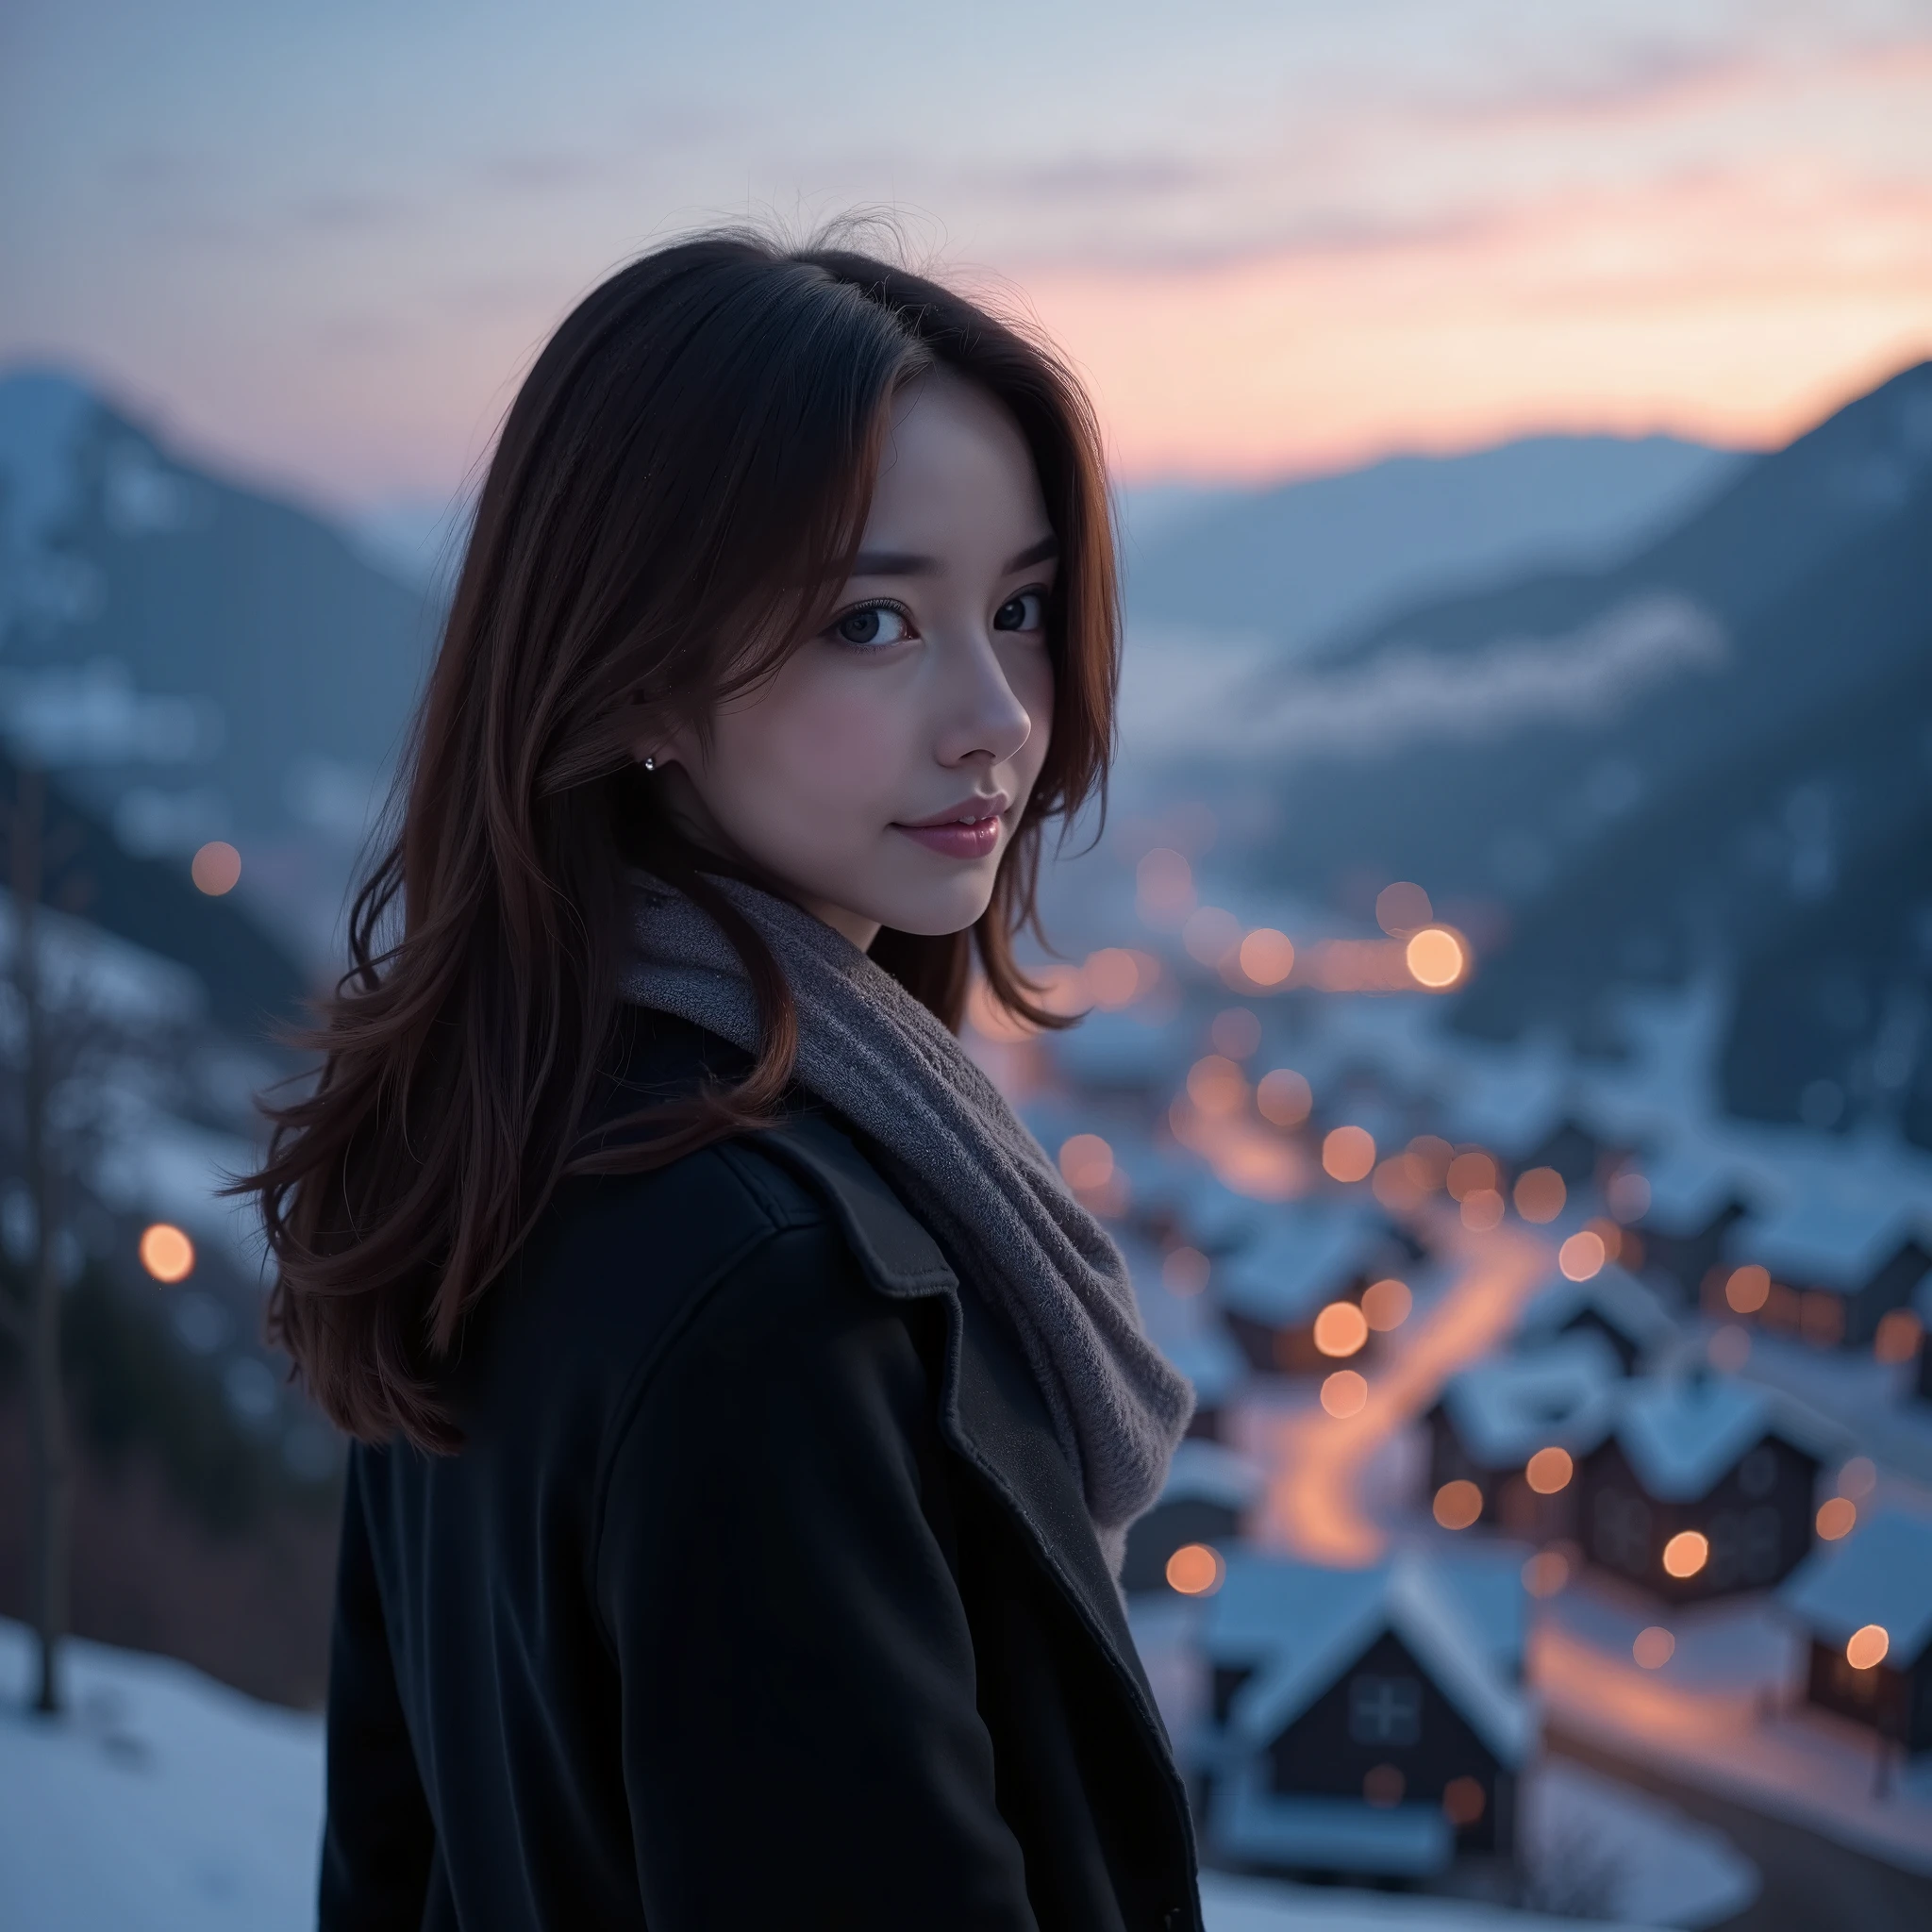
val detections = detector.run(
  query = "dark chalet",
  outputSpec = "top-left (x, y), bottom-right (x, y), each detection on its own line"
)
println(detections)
top-left (1782, 1509), bottom-right (1932, 1757)
top-left (1575, 1373), bottom-right (1837, 1603)
top-left (1198, 1552), bottom-right (1532, 1881)
top-left (1511, 1262), bottom-right (1678, 1374)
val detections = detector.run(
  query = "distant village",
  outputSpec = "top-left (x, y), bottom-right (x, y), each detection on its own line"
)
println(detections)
top-left (1000, 832), bottom-right (1932, 1914)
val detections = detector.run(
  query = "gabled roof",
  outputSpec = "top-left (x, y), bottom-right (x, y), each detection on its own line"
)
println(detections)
top-left (1224, 1557), bottom-right (1535, 1768)
top-left (1640, 1137), bottom-right (1760, 1240)
top-left (1781, 1509), bottom-right (1932, 1667)
top-left (1216, 1200), bottom-right (1396, 1324)
top-left (1727, 1174), bottom-right (1932, 1291)
top-left (1438, 1332), bottom-right (1621, 1469)
top-left (1514, 1263), bottom-right (1677, 1361)
top-left (1158, 1439), bottom-right (1266, 1512)
top-left (1607, 1373), bottom-right (1839, 1501)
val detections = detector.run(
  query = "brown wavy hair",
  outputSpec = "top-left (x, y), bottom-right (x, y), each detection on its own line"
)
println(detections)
top-left (244, 233), bottom-right (1119, 1451)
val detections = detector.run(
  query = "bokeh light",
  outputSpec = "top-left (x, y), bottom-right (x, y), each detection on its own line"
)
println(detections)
top-left (1441, 1776), bottom-right (1486, 1826)
top-left (1360, 1277), bottom-right (1412, 1332)
top-left (191, 841), bottom-right (242, 895)
top-left (1460, 1188), bottom-right (1505, 1232)
top-left (1839, 1456), bottom-right (1877, 1499)
top-left (1525, 1446), bottom-right (1574, 1495)
top-left (1238, 927), bottom-right (1296, 987)
top-left (1444, 1151), bottom-right (1496, 1201)
top-left (1512, 1167), bottom-right (1567, 1224)
top-left (1724, 1264), bottom-right (1771, 1314)
top-left (1362, 1763), bottom-right (1406, 1807)
top-left (1166, 1543), bottom-right (1225, 1596)
top-left (1845, 1624), bottom-right (1890, 1671)
top-left (1187, 1055), bottom-right (1247, 1116)
top-left (1182, 906), bottom-right (1241, 966)
top-left (1162, 1246), bottom-right (1210, 1297)
top-left (1523, 1549), bottom-right (1571, 1597)
top-left (1374, 881), bottom-right (1432, 936)
top-left (1322, 1124), bottom-right (1375, 1183)
top-left (1321, 1369), bottom-right (1369, 1418)
top-left (1209, 1007), bottom-right (1262, 1059)
top-left (1558, 1230), bottom-right (1607, 1280)
top-left (1661, 1530), bottom-right (1708, 1578)
top-left (1607, 1170), bottom-right (1652, 1222)
top-left (1707, 1324), bottom-right (1751, 1372)
top-left (1633, 1626), bottom-right (1675, 1670)
top-left (1058, 1134), bottom-right (1114, 1191)
top-left (1136, 848), bottom-right (1193, 925)
top-left (1313, 1300), bottom-right (1370, 1358)
top-left (1083, 948), bottom-right (1142, 1008)
top-left (1405, 926), bottom-right (1467, 990)
top-left (139, 1223), bottom-right (196, 1283)
top-left (1256, 1068), bottom-right (1312, 1126)
top-left (1874, 1307), bottom-right (1923, 1364)
top-left (1816, 1497), bottom-right (1857, 1541)
top-left (1433, 1479), bottom-right (1483, 1529)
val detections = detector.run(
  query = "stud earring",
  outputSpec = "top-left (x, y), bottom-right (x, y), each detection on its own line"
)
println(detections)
top-left (641, 754), bottom-right (657, 772)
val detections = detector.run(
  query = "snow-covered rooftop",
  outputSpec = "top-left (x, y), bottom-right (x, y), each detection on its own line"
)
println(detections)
top-left (1608, 1373), bottom-right (1839, 1502)
top-left (1159, 1439), bottom-right (1267, 1511)
top-left (1513, 1263), bottom-right (1677, 1363)
top-left (1438, 1332), bottom-right (1621, 1469)
top-left (1216, 1201), bottom-right (1396, 1324)
top-left (1728, 1174), bottom-right (1932, 1291)
top-left (1780, 1508), bottom-right (1932, 1667)
top-left (1639, 1135), bottom-right (1759, 1240)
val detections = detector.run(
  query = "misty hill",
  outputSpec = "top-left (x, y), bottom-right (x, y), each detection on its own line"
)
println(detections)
top-left (0, 369), bottom-right (440, 975)
top-left (1124, 433), bottom-right (1742, 659)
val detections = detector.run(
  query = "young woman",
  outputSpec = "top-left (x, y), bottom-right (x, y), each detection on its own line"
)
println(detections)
top-left (251, 234), bottom-right (1200, 1930)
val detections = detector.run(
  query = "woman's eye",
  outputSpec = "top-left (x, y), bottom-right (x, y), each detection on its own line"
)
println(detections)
top-left (993, 591), bottom-right (1046, 634)
top-left (831, 604), bottom-right (914, 648)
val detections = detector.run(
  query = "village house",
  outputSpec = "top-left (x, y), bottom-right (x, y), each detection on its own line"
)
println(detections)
top-left (1724, 1177), bottom-right (1932, 1352)
top-left (1781, 1508), bottom-right (1932, 1757)
top-left (1512, 1262), bottom-right (1678, 1374)
top-left (1120, 1439), bottom-right (1264, 1595)
top-left (1197, 1552), bottom-right (1533, 1881)
top-left (1636, 1139), bottom-right (1756, 1304)
top-left (1216, 1200), bottom-right (1417, 1375)
top-left (1574, 1373), bottom-right (1837, 1603)
top-left (1426, 1333), bottom-right (1620, 1540)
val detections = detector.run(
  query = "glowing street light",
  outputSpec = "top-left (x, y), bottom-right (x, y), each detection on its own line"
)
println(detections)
top-left (140, 1223), bottom-right (195, 1284)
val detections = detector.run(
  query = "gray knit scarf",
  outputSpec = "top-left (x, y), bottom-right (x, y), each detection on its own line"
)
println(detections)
top-left (622, 874), bottom-right (1192, 1571)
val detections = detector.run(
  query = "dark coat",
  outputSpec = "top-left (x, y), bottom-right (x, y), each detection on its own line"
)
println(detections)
top-left (320, 1014), bottom-right (1201, 1930)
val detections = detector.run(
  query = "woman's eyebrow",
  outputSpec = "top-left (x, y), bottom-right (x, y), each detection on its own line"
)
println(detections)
top-left (850, 534), bottom-right (1060, 578)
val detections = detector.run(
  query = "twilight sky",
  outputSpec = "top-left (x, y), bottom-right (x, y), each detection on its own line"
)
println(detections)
top-left (4, 0), bottom-right (1930, 511)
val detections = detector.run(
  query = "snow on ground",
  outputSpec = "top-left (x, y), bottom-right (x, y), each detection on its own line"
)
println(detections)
top-left (3, 1616), bottom-right (1671, 1932)
top-left (0, 1621), bottom-right (323, 1931)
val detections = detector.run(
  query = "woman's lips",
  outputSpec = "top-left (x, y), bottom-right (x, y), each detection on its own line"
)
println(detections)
top-left (893, 812), bottom-right (1005, 859)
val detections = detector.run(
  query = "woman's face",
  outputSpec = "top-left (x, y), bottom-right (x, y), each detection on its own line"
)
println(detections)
top-left (648, 373), bottom-right (1058, 950)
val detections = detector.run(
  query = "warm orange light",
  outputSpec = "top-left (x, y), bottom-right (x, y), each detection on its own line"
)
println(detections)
top-left (139, 1223), bottom-right (195, 1284)
top-left (1839, 1456), bottom-right (1877, 1499)
top-left (1187, 1055), bottom-right (1247, 1116)
top-left (1874, 1307), bottom-right (1923, 1365)
top-left (1846, 1624), bottom-right (1890, 1671)
top-left (1084, 948), bottom-right (1141, 1008)
top-left (1166, 1541), bottom-right (1225, 1595)
top-left (1256, 1068), bottom-right (1312, 1127)
top-left (1525, 1446), bottom-right (1574, 1495)
top-left (191, 841), bottom-right (242, 895)
top-left (1058, 1134), bottom-right (1114, 1191)
top-left (1162, 1246), bottom-right (1210, 1297)
top-left (1460, 1188), bottom-right (1505, 1232)
top-left (1523, 1549), bottom-right (1571, 1598)
top-left (1362, 1763), bottom-right (1406, 1807)
top-left (1441, 1775), bottom-right (1486, 1826)
top-left (1433, 1479), bottom-right (1483, 1529)
top-left (1371, 1156), bottom-right (1424, 1212)
top-left (1321, 1369), bottom-right (1369, 1418)
top-left (1407, 1136), bottom-right (1454, 1188)
top-left (1182, 906), bottom-right (1241, 966)
top-left (1662, 1530), bottom-right (1708, 1578)
top-left (1512, 1167), bottom-right (1567, 1224)
top-left (1558, 1230), bottom-right (1607, 1280)
top-left (1633, 1626), bottom-right (1675, 1670)
top-left (1724, 1264), bottom-right (1771, 1314)
top-left (1816, 1497), bottom-right (1857, 1541)
top-left (1238, 927), bottom-right (1296, 987)
top-left (1444, 1151), bottom-right (1496, 1201)
top-left (1375, 881), bottom-right (1432, 936)
top-left (1406, 926), bottom-right (1467, 990)
top-left (1322, 1124), bottom-right (1375, 1183)
top-left (1136, 847), bottom-right (1193, 924)
top-left (1360, 1277), bottom-right (1412, 1331)
top-left (1313, 1300), bottom-right (1370, 1358)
